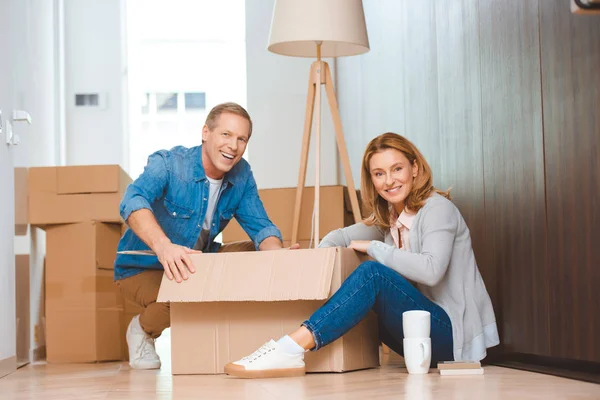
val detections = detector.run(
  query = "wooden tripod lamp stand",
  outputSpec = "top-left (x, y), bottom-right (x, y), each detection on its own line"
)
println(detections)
top-left (268, 0), bottom-right (370, 247)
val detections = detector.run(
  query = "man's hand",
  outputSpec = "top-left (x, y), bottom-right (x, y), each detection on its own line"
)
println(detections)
top-left (288, 243), bottom-right (301, 250)
top-left (348, 240), bottom-right (371, 254)
top-left (154, 241), bottom-right (197, 283)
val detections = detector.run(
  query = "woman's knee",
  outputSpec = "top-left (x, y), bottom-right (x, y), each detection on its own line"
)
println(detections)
top-left (355, 260), bottom-right (384, 277)
top-left (354, 260), bottom-right (412, 286)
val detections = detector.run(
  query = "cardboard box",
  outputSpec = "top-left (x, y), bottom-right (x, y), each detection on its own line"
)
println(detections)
top-left (15, 254), bottom-right (30, 366)
top-left (156, 247), bottom-right (380, 375)
top-left (222, 185), bottom-right (361, 243)
top-left (45, 221), bottom-right (124, 363)
top-left (28, 165), bottom-right (131, 226)
top-left (14, 168), bottom-right (28, 235)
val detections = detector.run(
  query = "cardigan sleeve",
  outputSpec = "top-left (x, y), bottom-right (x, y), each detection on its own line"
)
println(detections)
top-left (319, 222), bottom-right (386, 248)
top-left (366, 199), bottom-right (458, 286)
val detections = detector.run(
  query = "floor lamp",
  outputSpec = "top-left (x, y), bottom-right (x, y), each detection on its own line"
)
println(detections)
top-left (268, 0), bottom-right (370, 247)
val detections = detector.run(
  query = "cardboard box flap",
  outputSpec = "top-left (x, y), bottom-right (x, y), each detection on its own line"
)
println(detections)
top-left (156, 248), bottom-right (339, 303)
top-left (57, 165), bottom-right (130, 194)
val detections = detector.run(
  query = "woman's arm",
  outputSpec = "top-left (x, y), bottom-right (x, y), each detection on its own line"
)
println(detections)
top-left (319, 222), bottom-right (385, 248)
top-left (367, 200), bottom-right (459, 287)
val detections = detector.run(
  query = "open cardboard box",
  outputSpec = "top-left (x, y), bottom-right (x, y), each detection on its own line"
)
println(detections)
top-left (123, 247), bottom-right (380, 375)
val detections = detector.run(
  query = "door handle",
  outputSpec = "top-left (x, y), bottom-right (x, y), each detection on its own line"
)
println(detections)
top-left (4, 110), bottom-right (32, 145)
top-left (13, 110), bottom-right (32, 125)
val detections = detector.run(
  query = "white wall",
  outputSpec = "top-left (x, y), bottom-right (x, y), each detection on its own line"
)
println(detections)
top-left (245, 0), bottom-right (340, 189)
top-left (1, 0), bottom-right (20, 372)
top-left (10, 0), bottom-right (62, 361)
top-left (64, 0), bottom-right (126, 167)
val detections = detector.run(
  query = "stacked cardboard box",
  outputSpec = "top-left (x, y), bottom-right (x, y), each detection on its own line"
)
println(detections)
top-left (15, 168), bottom-right (29, 235)
top-left (14, 168), bottom-right (30, 366)
top-left (15, 254), bottom-right (30, 367)
top-left (222, 185), bottom-right (363, 247)
top-left (28, 165), bottom-right (132, 363)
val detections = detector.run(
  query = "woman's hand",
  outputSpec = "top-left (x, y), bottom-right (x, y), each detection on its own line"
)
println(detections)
top-left (348, 240), bottom-right (371, 253)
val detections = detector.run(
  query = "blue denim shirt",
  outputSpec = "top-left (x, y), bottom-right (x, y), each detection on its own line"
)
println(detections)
top-left (114, 145), bottom-right (282, 280)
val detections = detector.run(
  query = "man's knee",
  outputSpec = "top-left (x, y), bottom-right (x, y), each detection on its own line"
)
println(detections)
top-left (116, 270), bottom-right (163, 308)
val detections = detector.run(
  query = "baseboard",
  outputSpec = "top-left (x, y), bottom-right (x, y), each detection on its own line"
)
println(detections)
top-left (32, 346), bottom-right (46, 362)
top-left (492, 353), bottom-right (600, 384)
top-left (0, 356), bottom-right (17, 379)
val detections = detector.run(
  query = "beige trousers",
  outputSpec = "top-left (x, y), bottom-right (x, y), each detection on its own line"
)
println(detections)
top-left (116, 241), bottom-right (255, 338)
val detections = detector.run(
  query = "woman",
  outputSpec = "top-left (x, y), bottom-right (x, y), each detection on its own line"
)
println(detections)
top-left (224, 133), bottom-right (499, 379)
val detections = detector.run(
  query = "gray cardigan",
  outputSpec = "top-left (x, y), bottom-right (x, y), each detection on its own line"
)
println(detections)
top-left (319, 193), bottom-right (499, 361)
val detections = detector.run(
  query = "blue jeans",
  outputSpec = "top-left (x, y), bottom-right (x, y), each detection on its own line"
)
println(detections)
top-left (302, 261), bottom-right (454, 364)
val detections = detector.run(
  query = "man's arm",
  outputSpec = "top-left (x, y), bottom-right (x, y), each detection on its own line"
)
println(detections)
top-left (127, 209), bottom-right (196, 282)
top-left (120, 151), bottom-right (195, 282)
top-left (233, 170), bottom-right (285, 250)
top-left (258, 236), bottom-right (301, 250)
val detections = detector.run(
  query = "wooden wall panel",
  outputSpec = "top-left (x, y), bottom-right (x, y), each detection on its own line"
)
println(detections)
top-left (337, 0), bottom-right (408, 186)
top-left (336, 0), bottom-right (600, 365)
top-left (433, 0), bottom-right (490, 308)
top-left (539, 0), bottom-right (600, 362)
top-left (396, 1), bottom-right (441, 169)
top-left (478, 0), bottom-right (550, 357)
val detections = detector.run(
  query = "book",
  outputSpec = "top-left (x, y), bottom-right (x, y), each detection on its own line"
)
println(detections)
top-left (437, 361), bottom-right (482, 370)
top-left (440, 368), bottom-right (484, 376)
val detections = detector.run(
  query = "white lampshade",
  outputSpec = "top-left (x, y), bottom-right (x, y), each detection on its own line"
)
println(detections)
top-left (268, 0), bottom-right (370, 58)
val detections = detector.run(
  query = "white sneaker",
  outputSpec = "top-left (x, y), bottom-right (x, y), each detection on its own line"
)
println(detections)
top-left (224, 339), bottom-right (305, 379)
top-left (126, 315), bottom-right (161, 370)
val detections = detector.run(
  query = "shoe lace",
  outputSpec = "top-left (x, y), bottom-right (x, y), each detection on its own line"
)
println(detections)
top-left (139, 337), bottom-right (157, 359)
top-left (242, 341), bottom-right (276, 362)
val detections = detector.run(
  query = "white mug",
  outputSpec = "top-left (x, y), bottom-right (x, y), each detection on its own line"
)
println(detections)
top-left (402, 310), bottom-right (431, 338)
top-left (403, 337), bottom-right (431, 374)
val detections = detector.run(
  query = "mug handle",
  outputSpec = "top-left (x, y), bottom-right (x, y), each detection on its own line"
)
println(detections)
top-left (420, 341), bottom-right (431, 368)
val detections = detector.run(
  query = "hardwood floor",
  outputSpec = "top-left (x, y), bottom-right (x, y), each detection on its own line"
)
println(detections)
top-left (1, 337), bottom-right (598, 400)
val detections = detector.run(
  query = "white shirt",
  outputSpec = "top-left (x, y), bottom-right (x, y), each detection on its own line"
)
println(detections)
top-left (194, 176), bottom-right (223, 251)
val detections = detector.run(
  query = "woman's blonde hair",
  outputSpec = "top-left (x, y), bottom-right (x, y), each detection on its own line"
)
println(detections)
top-left (361, 133), bottom-right (450, 229)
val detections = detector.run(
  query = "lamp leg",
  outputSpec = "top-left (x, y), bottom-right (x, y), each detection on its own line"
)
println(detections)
top-left (313, 62), bottom-right (323, 248)
top-left (323, 63), bottom-right (362, 223)
top-left (291, 62), bottom-right (318, 245)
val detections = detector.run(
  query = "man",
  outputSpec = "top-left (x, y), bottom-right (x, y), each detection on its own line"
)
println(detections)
top-left (114, 102), bottom-right (293, 369)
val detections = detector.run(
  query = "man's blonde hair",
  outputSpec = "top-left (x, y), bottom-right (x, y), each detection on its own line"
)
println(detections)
top-left (205, 102), bottom-right (253, 137)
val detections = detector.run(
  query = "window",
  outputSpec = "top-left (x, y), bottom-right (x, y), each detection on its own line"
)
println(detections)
top-left (127, 0), bottom-right (247, 179)
top-left (156, 93), bottom-right (178, 112)
top-left (141, 93), bottom-right (150, 114)
top-left (185, 92), bottom-right (206, 111)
